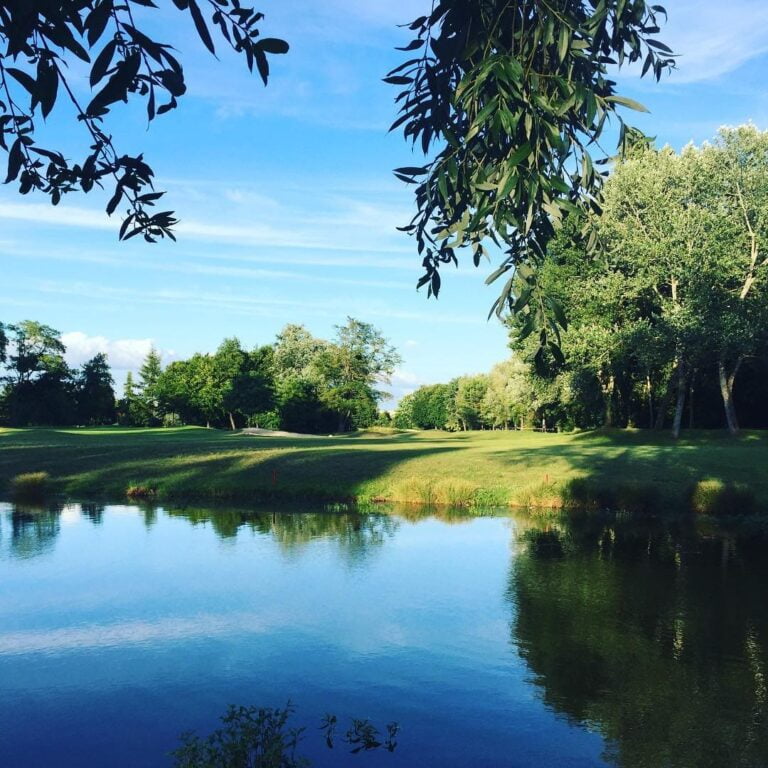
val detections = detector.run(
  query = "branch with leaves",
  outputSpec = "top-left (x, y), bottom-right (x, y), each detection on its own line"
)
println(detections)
top-left (0, 0), bottom-right (288, 242)
top-left (388, 0), bottom-right (674, 360)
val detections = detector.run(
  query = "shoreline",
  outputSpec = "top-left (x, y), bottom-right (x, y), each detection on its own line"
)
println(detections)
top-left (2, 426), bottom-right (766, 519)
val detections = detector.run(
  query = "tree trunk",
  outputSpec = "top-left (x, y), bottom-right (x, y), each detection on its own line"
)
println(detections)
top-left (646, 374), bottom-right (654, 428)
top-left (600, 373), bottom-right (615, 427)
top-left (654, 381), bottom-right (672, 431)
top-left (688, 375), bottom-right (695, 430)
top-left (228, 411), bottom-right (236, 431)
top-left (672, 357), bottom-right (687, 439)
top-left (718, 357), bottom-right (742, 435)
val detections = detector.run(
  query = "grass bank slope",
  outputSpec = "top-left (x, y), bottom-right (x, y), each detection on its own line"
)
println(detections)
top-left (0, 427), bottom-right (766, 513)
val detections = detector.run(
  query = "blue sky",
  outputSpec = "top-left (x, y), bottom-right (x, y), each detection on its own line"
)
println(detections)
top-left (3, 0), bottom-right (768, 404)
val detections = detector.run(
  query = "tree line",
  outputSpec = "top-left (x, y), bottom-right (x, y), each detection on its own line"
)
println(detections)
top-left (0, 318), bottom-right (400, 433)
top-left (395, 126), bottom-right (768, 436)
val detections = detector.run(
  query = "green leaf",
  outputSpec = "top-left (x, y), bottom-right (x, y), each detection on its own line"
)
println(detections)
top-left (646, 39), bottom-right (673, 53)
top-left (188, 0), bottom-right (215, 55)
top-left (6, 68), bottom-right (38, 102)
top-left (258, 38), bottom-right (290, 55)
top-left (384, 75), bottom-right (413, 85)
top-left (507, 142), bottom-right (532, 167)
top-left (605, 95), bottom-right (650, 113)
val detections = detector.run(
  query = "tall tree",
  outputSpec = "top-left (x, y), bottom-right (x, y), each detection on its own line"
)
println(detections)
top-left (138, 347), bottom-right (163, 426)
top-left (4, 320), bottom-right (66, 384)
top-left (316, 318), bottom-right (401, 432)
top-left (117, 370), bottom-right (144, 426)
top-left (212, 338), bottom-right (274, 429)
top-left (1, 321), bottom-right (74, 425)
top-left (222, 345), bottom-right (275, 429)
top-left (76, 353), bottom-right (116, 425)
top-left (272, 324), bottom-right (333, 433)
top-left (454, 375), bottom-right (490, 431)
top-left (695, 126), bottom-right (768, 433)
top-left (213, 338), bottom-right (247, 430)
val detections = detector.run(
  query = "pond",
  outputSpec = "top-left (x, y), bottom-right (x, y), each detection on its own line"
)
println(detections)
top-left (0, 502), bottom-right (766, 767)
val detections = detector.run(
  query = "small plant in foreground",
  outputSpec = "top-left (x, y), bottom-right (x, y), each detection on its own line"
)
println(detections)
top-left (10, 472), bottom-right (50, 501)
top-left (126, 485), bottom-right (157, 500)
top-left (172, 703), bottom-right (398, 768)
top-left (690, 480), bottom-right (757, 517)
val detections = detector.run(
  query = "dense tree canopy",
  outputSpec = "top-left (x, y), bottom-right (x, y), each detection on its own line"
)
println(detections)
top-left (76, 351), bottom-right (116, 425)
top-left (0, 319), bottom-right (116, 425)
top-left (0, 315), bottom-right (399, 432)
top-left (507, 125), bottom-right (768, 435)
top-left (122, 318), bottom-right (400, 433)
top-left (395, 127), bottom-right (768, 436)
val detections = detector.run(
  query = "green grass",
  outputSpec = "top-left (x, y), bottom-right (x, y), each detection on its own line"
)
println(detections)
top-left (0, 426), bottom-right (766, 514)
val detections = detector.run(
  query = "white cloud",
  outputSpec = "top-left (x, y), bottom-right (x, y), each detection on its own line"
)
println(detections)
top-left (0, 196), bottom-right (412, 255)
top-left (41, 281), bottom-right (484, 326)
top-left (61, 331), bottom-right (165, 371)
top-left (637, 0), bottom-right (768, 85)
top-left (382, 368), bottom-right (422, 409)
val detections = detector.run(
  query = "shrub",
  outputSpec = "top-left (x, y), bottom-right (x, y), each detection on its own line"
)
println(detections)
top-left (10, 471), bottom-right (50, 501)
top-left (172, 704), bottom-right (398, 768)
top-left (126, 484), bottom-right (157, 500)
top-left (690, 480), bottom-right (757, 517)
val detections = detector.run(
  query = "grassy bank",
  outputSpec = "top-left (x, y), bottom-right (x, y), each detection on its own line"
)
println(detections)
top-left (1, 426), bottom-right (766, 514)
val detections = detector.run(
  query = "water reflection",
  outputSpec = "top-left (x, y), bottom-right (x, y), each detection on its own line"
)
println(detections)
top-left (2, 501), bottom-right (767, 767)
top-left (1, 504), bottom-right (63, 559)
top-left (164, 505), bottom-right (400, 564)
top-left (81, 502), bottom-right (105, 525)
top-left (0, 502), bottom-right (403, 564)
top-left (510, 514), bottom-right (768, 767)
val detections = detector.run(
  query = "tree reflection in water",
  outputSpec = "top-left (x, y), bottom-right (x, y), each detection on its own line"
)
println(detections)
top-left (164, 505), bottom-right (401, 565)
top-left (1, 504), bottom-right (63, 559)
top-left (509, 513), bottom-right (768, 768)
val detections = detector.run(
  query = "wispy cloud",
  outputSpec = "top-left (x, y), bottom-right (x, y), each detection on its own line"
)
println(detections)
top-left (0, 611), bottom-right (280, 656)
top-left (0, 238), bottom-right (417, 273)
top-left (636, 0), bottom-right (768, 85)
top-left (38, 280), bottom-right (484, 325)
top-left (0, 199), bottom-right (411, 254)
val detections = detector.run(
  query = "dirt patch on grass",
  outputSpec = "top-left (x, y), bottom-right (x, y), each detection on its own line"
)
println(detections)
top-left (240, 428), bottom-right (326, 439)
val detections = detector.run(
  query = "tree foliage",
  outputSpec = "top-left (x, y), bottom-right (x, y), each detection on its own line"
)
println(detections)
top-left (315, 318), bottom-right (402, 432)
top-left (507, 125), bottom-right (768, 434)
top-left (0, 319), bottom-right (119, 425)
top-left (76, 351), bottom-right (116, 424)
top-left (389, 0), bottom-right (674, 347)
top-left (0, 0), bottom-right (287, 241)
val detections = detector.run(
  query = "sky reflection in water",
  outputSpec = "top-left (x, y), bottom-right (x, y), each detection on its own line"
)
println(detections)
top-left (0, 503), bottom-right (765, 767)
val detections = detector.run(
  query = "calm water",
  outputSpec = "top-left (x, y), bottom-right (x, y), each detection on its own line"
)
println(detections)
top-left (0, 503), bottom-right (766, 767)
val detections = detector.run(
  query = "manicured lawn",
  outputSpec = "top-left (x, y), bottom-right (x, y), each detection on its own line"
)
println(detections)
top-left (0, 426), bottom-right (766, 511)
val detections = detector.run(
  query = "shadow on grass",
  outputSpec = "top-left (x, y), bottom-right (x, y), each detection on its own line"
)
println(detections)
top-left (487, 430), bottom-right (768, 515)
top-left (2, 427), bottom-right (767, 514)
top-left (19, 438), bottom-right (463, 503)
